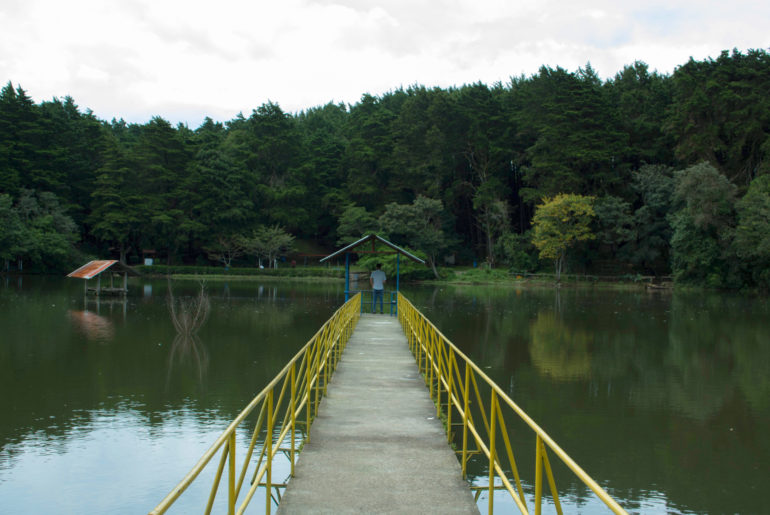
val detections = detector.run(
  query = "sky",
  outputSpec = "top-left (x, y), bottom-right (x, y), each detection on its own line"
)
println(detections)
top-left (1, 0), bottom-right (768, 127)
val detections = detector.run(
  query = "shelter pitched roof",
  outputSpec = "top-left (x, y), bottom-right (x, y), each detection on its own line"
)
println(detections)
top-left (319, 234), bottom-right (425, 264)
top-left (67, 260), bottom-right (138, 279)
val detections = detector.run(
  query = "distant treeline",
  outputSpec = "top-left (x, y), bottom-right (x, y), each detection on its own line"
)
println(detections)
top-left (1, 49), bottom-right (769, 288)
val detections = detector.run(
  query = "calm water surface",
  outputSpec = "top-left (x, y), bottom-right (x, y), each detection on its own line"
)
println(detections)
top-left (0, 276), bottom-right (768, 514)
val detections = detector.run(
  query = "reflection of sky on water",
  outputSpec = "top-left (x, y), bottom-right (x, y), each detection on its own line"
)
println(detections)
top-left (0, 407), bottom-right (277, 514)
top-left (469, 475), bottom-right (685, 514)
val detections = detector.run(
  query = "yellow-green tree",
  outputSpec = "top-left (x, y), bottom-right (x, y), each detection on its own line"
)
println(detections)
top-left (532, 193), bottom-right (595, 281)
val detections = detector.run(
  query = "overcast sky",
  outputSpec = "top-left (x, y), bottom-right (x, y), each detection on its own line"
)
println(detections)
top-left (1, 0), bottom-right (768, 127)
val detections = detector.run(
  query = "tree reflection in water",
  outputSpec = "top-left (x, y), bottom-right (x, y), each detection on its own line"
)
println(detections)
top-left (166, 280), bottom-right (211, 384)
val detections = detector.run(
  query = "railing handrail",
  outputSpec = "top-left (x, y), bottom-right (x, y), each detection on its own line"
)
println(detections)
top-left (397, 292), bottom-right (627, 514)
top-left (149, 293), bottom-right (361, 515)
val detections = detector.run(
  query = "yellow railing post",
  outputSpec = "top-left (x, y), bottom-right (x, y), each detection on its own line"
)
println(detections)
top-left (436, 333), bottom-right (443, 417)
top-left (447, 350), bottom-right (454, 443)
top-left (488, 390), bottom-right (497, 515)
top-left (228, 431), bottom-right (236, 515)
top-left (266, 389), bottom-right (273, 515)
top-left (535, 434), bottom-right (543, 515)
top-left (306, 340), bottom-right (313, 443)
top-left (541, 438), bottom-right (563, 515)
top-left (290, 361), bottom-right (296, 477)
top-left (322, 324), bottom-right (330, 395)
top-left (313, 334), bottom-right (321, 417)
top-left (428, 324), bottom-right (434, 395)
top-left (462, 364), bottom-right (471, 478)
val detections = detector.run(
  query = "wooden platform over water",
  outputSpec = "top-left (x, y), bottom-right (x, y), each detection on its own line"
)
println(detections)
top-left (278, 314), bottom-right (479, 514)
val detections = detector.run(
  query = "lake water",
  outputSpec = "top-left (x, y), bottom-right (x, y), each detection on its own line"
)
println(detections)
top-left (0, 276), bottom-right (768, 514)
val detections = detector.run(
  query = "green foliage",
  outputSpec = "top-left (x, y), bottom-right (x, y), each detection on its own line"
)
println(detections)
top-left (495, 231), bottom-right (537, 272)
top-left (518, 65), bottom-right (626, 201)
top-left (336, 204), bottom-right (377, 245)
top-left (626, 165), bottom-right (675, 274)
top-left (666, 49), bottom-right (770, 184)
top-left (241, 225), bottom-right (296, 268)
top-left (606, 61), bottom-right (675, 168)
top-left (593, 195), bottom-right (634, 253)
top-left (0, 194), bottom-right (24, 263)
top-left (204, 234), bottom-right (245, 268)
top-left (9, 189), bottom-right (79, 271)
top-left (3, 50), bottom-right (770, 289)
top-left (532, 193), bottom-right (596, 280)
top-left (670, 163), bottom-right (739, 287)
top-left (734, 174), bottom-right (770, 288)
top-left (355, 243), bottom-right (431, 282)
top-left (377, 195), bottom-right (452, 278)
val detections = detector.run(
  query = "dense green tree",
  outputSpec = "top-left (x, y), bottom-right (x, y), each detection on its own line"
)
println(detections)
top-left (670, 163), bottom-right (738, 287)
top-left (665, 49), bottom-right (770, 185)
top-left (517, 65), bottom-right (626, 201)
top-left (296, 102), bottom-right (349, 243)
top-left (606, 61), bottom-right (675, 169)
top-left (133, 117), bottom-right (192, 261)
top-left (344, 93), bottom-right (399, 210)
top-left (495, 231), bottom-right (537, 272)
top-left (626, 165), bottom-right (676, 274)
top-left (0, 82), bottom-right (43, 196)
top-left (335, 204), bottom-right (377, 245)
top-left (593, 195), bottom-right (635, 261)
top-left (89, 134), bottom-right (142, 263)
top-left (378, 195), bottom-right (452, 278)
top-left (453, 83), bottom-right (512, 265)
top-left (13, 189), bottom-right (79, 271)
top-left (181, 118), bottom-right (254, 253)
top-left (532, 193), bottom-right (596, 281)
top-left (0, 193), bottom-right (24, 270)
top-left (227, 103), bottom-right (309, 233)
top-left (36, 97), bottom-right (105, 232)
top-left (205, 234), bottom-right (244, 268)
top-left (241, 225), bottom-right (295, 268)
top-left (733, 174), bottom-right (770, 288)
top-left (389, 86), bottom-right (457, 201)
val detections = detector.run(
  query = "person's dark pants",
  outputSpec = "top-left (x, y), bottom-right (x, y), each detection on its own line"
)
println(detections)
top-left (372, 289), bottom-right (384, 313)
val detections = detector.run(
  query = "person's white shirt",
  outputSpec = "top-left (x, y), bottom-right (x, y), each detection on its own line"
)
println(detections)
top-left (370, 269), bottom-right (386, 290)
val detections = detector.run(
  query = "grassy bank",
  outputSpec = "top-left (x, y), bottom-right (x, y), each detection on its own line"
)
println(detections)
top-left (136, 264), bottom-right (347, 280)
top-left (424, 267), bottom-right (666, 290)
top-left (135, 264), bottom-right (671, 290)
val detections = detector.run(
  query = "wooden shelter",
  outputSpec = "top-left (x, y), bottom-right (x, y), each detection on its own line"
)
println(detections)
top-left (319, 234), bottom-right (425, 302)
top-left (67, 260), bottom-right (138, 296)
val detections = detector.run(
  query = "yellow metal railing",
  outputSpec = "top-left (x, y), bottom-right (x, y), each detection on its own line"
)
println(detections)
top-left (397, 293), bottom-right (627, 515)
top-left (149, 292), bottom-right (361, 515)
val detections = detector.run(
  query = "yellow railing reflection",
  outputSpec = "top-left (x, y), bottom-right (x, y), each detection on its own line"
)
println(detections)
top-left (149, 293), bottom-right (361, 515)
top-left (397, 292), bottom-right (627, 515)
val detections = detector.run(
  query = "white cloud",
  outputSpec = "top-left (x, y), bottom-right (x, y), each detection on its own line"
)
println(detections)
top-left (1, 0), bottom-right (767, 126)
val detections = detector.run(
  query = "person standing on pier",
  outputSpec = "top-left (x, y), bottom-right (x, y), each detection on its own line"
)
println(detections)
top-left (370, 263), bottom-right (386, 314)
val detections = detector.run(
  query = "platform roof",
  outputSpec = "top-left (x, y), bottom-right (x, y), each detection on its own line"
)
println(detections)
top-left (67, 260), bottom-right (138, 279)
top-left (319, 234), bottom-right (425, 265)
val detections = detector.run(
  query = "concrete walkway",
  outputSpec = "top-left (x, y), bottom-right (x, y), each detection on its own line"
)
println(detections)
top-left (278, 314), bottom-right (479, 514)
